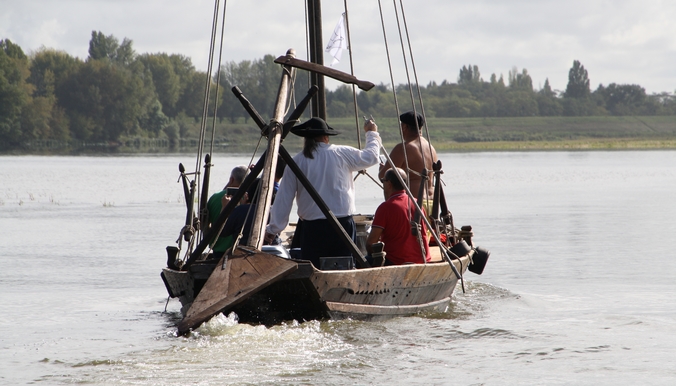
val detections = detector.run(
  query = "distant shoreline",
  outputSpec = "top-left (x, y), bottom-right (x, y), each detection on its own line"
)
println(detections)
top-left (2, 116), bottom-right (675, 155)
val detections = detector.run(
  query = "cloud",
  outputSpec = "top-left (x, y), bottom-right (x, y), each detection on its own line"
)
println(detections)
top-left (2, 0), bottom-right (675, 93)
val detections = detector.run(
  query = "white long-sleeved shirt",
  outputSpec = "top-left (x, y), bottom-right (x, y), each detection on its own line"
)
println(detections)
top-left (267, 131), bottom-right (381, 235)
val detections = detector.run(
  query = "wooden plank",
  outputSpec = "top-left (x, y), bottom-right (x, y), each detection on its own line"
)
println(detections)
top-left (310, 257), bottom-right (471, 308)
top-left (177, 248), bottom-right (298, 335)
top-left (325, 297), bottom-right (451, 317)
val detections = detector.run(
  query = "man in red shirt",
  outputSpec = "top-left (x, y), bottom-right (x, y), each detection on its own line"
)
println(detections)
top-left (366, 167), bottom-right (431, 265)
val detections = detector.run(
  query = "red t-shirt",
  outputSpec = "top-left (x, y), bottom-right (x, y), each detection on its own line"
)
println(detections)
top-left (372, 191), bottom-right (431, 265)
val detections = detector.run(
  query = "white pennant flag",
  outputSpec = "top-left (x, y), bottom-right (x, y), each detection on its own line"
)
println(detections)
top-left (325, 14), bottom-right (348, 67)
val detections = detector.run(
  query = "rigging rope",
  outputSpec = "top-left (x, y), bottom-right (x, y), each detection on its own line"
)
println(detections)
top-left (397, 0), bottom-right (435, 174)
top-left (341, 3), bottom-right (362, 150)
top-left (376, 0), bottom-right (410, 186)
top-left (187, 0), bottom-right (225, 247)
top-left (208, 0), bottom-right (229, 157)
top-left (194, 0), bottom-right (222, 193)
top-left (377, 0), bottom-right (444, 263)
top-left (342, 3), bottom-right (379, 185)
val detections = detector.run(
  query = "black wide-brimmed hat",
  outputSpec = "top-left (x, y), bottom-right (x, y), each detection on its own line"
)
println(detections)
top-left (399, 111), bottom-right (424, 129)
top-left (290, 117), bottom-right (341, 138)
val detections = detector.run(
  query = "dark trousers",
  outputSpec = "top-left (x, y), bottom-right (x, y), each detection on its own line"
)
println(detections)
top-left (296, 216), bottom-right (356, 268)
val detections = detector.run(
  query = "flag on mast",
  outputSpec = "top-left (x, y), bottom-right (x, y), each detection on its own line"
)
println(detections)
top-left (325, 14), bottom-right (348, 67)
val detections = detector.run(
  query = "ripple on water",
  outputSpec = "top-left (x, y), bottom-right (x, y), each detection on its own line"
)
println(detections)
top-left (61, 312), bottom-right (369, 385)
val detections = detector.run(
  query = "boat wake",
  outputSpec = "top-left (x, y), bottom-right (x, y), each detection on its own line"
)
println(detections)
top-left (420, 280), bottom-right (518, 321)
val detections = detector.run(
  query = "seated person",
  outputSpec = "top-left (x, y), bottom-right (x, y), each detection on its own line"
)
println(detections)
top-left (206, 165), bottom-right (247, 258)
top-left (220, 178), bottom-right (261, 250)
top-left (366, 167), bottom-right (431, 265)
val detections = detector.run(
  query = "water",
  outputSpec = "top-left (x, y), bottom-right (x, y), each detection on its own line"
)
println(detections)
top-left (1, 151), bottom-right (675, 385)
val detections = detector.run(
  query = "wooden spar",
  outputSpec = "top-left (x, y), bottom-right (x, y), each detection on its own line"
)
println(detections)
top-left (178, 163), bottom-right (191, 210)
top-left (274, 56), bottom-right (375, 92)
top-left (306, 0), bottom-right (326, 119)
top-left (249, 49), bottom-right (297, 249)
top-left (199, 154), bottom-right (212, 240)
top-left (231, 86), bottom-right (268, 129)
top-left (282, 85), bottom-right (319, 137)
top-left (231, 85), bottom-right (318, 139)
top-left (183, 179), bottom-right (196, 242)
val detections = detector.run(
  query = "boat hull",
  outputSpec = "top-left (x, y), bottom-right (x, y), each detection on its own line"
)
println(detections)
top-left (162, 254), bottom-right (470, 326)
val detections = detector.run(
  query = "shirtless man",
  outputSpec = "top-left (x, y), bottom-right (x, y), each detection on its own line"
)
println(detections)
top-left (379, 111), bottom-right (438, 202)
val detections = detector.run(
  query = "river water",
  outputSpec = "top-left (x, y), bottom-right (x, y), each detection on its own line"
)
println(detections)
top-left (1, 151), bottom-right (675, 385)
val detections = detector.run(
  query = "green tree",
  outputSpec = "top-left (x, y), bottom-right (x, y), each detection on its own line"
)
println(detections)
top-left (596, 83), bottom-right (647, 115)
top-left (88, 31), bottom-right (119, 61)
top-left (326, 85), bottom-right (355, 118)
top-left (564, 60), bottom-right (590, 99)
top-left (458, 64), bottom-right (481, 85)
top-left (29, 48), bottom-right (81, 98)
top-left (115, 38), bottom-right (136, 66)
top-left (25, 49), bottom-right (82, 141)
top-left (537, 78), bottom-right (562, 116)
top-left (60, 60), bottom-right (152, 141)
top-left (508, 67), bottom-right (533, 91)
top-left (139, 99), bottom-right (169, 136)
top-left (539, 78), bottom-right (555, 97)
top-left (137, 53), bottom-right (181, 117)
top-left (502, 90), bottom-right (538, 116)
top-left (219, 54), bottom-right (290, 121)
top-left (88, 31), bottom-right (136, 66)
top-left (178, 71), bottom-right (210, 119)
top-left (0, 39), bottom-right (32, 145)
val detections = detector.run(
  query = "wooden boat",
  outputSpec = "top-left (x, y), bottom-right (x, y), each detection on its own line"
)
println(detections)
top-left (160, 0), bottom-right (490, 336)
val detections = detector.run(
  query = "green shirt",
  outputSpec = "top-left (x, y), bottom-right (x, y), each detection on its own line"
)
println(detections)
top-left (207, 190), bottom-right (234, 252)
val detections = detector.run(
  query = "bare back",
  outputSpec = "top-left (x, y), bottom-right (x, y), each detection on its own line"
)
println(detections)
top-left (380, 136), bottom-right (437, 200)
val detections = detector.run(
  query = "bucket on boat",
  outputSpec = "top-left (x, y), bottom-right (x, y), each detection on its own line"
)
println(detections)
top-left (468, 246), bottom-right (490, 275)
top-left (166, 246), bottom-right (180, 270)
top-left (289, 248), bottom-right (302, 260)
top-left (449, 240), bottom-right (472, 259)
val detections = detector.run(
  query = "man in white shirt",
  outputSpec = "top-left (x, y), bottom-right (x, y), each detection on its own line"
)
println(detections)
top-left (265, 117), bottom-right (381, 267)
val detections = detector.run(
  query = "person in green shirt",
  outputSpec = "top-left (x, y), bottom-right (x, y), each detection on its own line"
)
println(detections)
top-left (206, 165), bottom-right (248, 258)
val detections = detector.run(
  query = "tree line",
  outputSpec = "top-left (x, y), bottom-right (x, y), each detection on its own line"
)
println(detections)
top-left (2, 32), bottom-right (675, 149)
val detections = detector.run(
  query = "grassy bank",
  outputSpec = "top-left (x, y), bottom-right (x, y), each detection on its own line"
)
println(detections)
top-left (4, 116), bottom-right (676, 154)
top-left (328, 115), bottom-right (676, 151)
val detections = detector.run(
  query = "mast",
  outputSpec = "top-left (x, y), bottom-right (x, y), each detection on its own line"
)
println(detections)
top-left (306, 0), bottom-right (327, 119)
top-left (248, 50), bottom-right (296, 249)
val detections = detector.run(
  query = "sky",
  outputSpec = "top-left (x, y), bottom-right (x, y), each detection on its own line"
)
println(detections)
top-left (2, 0), bottom-right (675, 94)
